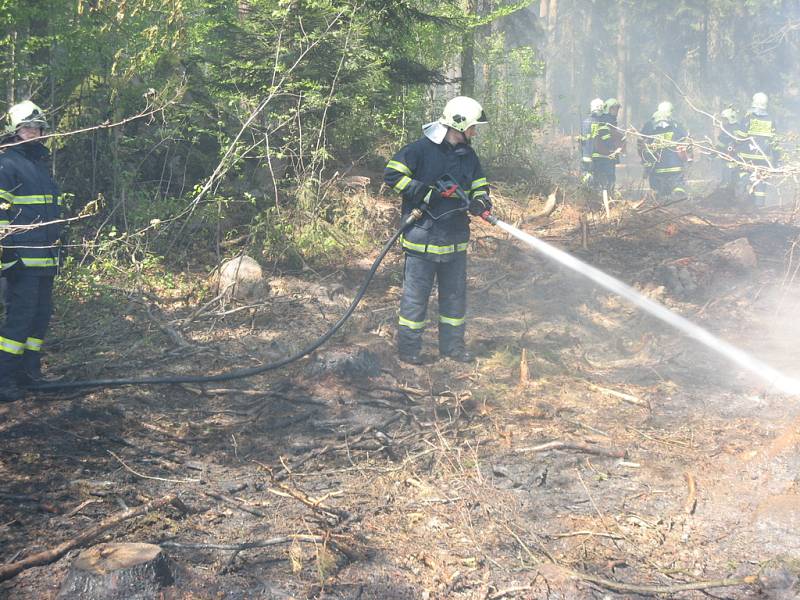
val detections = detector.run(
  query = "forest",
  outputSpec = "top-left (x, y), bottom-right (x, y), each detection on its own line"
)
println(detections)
top-left (1, 0), bottom-right (800, 598)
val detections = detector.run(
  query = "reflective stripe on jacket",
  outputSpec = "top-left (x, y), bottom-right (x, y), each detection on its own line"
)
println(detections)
top-left (0, 142), bottom-right (63, 271)
top-left (580, 116), bottom-right (601, 163)
top-left (384, 136), bottom-right (489, 262)
top-left (734, 113), bottom-right (779, 165)
top-left (639, 119), bottom-right (688, 172)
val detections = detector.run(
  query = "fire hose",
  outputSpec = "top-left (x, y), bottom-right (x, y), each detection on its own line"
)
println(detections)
top-left (33, 207), bottom-right (430, 392)
top-left (31, 177), bottom-right (800, 396)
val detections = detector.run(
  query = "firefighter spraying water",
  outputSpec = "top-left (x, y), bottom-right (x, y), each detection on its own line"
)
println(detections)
top-left (26, 96), bottom-right (800, 399)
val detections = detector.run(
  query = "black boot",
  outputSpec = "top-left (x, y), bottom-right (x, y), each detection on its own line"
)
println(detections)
top-left (0, 353), bottom-right (22, 402)
top-left (440, 348), bottom-right (474, 363)
top-left (19, 351), bottom-right (59, 386)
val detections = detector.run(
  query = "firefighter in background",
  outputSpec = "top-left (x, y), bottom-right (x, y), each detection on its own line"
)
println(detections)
top-left (0, 101), bottom-right (64, 401)
top-left (579, 98), bottom-right (605, 184)
top-left (638, 101), bottom-right (689, 199)
top-left (734, 92), bottom-right (779, 207)
top-left (592, 98), bottom-right (624, 194)
top-left (384, 96), bottom-right (491, 365)
top-left (715, 107), bottom-right (740, 192)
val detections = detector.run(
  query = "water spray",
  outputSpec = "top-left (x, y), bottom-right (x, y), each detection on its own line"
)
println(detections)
top-left (480, 211), bottom-right (800, 396)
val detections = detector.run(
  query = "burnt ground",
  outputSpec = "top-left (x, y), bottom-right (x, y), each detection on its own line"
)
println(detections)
top-left (3, 183), bottom-right (800, 599)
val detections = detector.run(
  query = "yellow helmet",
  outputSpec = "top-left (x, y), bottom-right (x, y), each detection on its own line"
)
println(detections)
top-left (6, 100), bottom-right (48, 135)
top-left (439, 96), bottom-right (488, 132)
top-left (720, 107), bottom-right (738, 124)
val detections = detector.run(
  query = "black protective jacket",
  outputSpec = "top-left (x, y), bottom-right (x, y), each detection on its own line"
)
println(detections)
top-left (0, 141), bottom-right (63, 274)
top-left (384, 136), bottom-right (489, 262)
top-left (735, 112), bottom-right (780, 166)
top-left (638, 118), bottom-right (689, 173)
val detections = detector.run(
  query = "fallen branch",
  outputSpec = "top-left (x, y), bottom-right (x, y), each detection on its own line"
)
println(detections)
top-left (588, 383), bottom-right (648, 407)
top-left (266, 478), bottom-right (349, 522)
top-left (683, 471), bottom-right (697, 515)
top-left (107, 450), bottom-right (200, 484)
top-left (507, 526), bottom-right (756, 596)
top-left (562, 565), bottom-right (756, 595)
top-left (551, 530), bottom-right (624, 540)
top-left (0, 493), bottom-right (178, 582)
top-left (515, 441), bottom-right (626, 459)
top-left (203, 491), bottom-right (266, 518)
top-left (489, 585), bottom-right (534, 600)
top-left (162, 533), bottom-right (363, 561)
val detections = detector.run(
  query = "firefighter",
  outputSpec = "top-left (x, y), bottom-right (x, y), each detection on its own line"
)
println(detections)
top-left (592, 98), bottom-right (624, 193)
top-left (734, 92), bottom-right (779, 207)
top-left (579, 98), bottom-right (605, 184)
top-left (715, 107), bottom-right (740, 191)
top-left (384, 96), bottom-right (491, 365)
top-left (0, 100), bottom-right (64, 401)
top-left (638, 101), bottom-right (689, 199)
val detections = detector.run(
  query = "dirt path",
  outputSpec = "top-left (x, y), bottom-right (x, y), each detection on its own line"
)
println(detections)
top-left (2, 192), bottom-right (800, 599)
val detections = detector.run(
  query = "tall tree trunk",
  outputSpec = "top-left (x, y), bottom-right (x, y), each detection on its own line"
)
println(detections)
top-left (539, 0), bottom-right (558, 120)
top-left (616, 4), bottom-right (627, 125)
top-left (461, 34), bottom-right (475, 97)
top-left (7, 30), bottom-right (16, 104)
top-left (460, 0), bottom-right (479, 97)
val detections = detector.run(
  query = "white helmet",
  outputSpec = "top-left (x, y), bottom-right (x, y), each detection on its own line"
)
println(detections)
top-left (439, 96), bottom-right (488, 133)
top-left (7, 100), bottom-right (48, 135)
top-left (656, 101), bottom-right (674, 119)
top-left (590, 98), bottom-right (604, 114)
top-left (752, 92), bottom-right (768, 111)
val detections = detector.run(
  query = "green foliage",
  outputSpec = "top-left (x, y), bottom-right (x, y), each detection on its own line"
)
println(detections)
top-left (2, 0), bottom-right (798, 281)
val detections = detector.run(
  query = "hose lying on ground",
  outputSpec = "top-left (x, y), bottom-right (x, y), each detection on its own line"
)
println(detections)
top-left (33, 212), bottom-right (420, 392)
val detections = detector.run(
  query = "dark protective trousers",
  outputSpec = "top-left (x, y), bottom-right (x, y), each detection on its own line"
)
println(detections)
top-left (738, 171), bottom-right (768, 207)
top-left (398, 252), bottom-right (467, 357)
top-left (649, 171), bottom-right (686, 198)
top-left (592, 158), bottom-right (616, 193)
top-left (0, 267), bottom-right (55, 382)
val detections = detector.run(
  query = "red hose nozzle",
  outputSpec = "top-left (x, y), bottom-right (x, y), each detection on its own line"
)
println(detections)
top-left (481, 210), bottom-right (498, 225)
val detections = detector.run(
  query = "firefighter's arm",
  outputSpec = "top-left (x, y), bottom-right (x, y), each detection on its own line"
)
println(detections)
top-left (0, 163), bottom-right (13, 238)
top-left (384, 146), bottom-right (433, 205)
top-left (468, 162), bottom-right (491, 216)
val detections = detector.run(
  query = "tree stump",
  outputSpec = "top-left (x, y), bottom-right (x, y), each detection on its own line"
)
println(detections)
top-left (57, 543), bottom-right (174, 600)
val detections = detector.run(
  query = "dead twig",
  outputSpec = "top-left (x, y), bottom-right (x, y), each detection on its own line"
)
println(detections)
top-left (267, 479), bottom-right (349, 522)
top-left (0, 493), bottom-right (179, 582)
top-left (107, 450), bottom-right (200, 484)
top-left (551, 530), bottom-right (623, 540)
top-left (181, 282), bottom-right (235, 327)
top-left (561, 565), bottom-right (756, 595)
top-left (515, 440), bottom-right (626, 459)
top-left (203, 491), bottom-right (266, 518)
top-left (683, 471), bottom-right (697, 515)
top-left (488, 585), bottom-right (535, 600)
top-left (65, 498), bottom-right (103, 518)
top-left (161, 533), bottom-right (363, 561)
top-left (587, 383), bottom-right (648, 407)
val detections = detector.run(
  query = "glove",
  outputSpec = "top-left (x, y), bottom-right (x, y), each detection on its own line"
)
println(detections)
top-left (469, 194), bottom-right (490, 216)
top-left (581, 172), bottom-right (593, 185)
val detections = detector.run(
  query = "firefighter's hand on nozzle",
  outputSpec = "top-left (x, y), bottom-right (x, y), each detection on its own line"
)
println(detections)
top-left (468, 195), bottom-right (490, 216)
